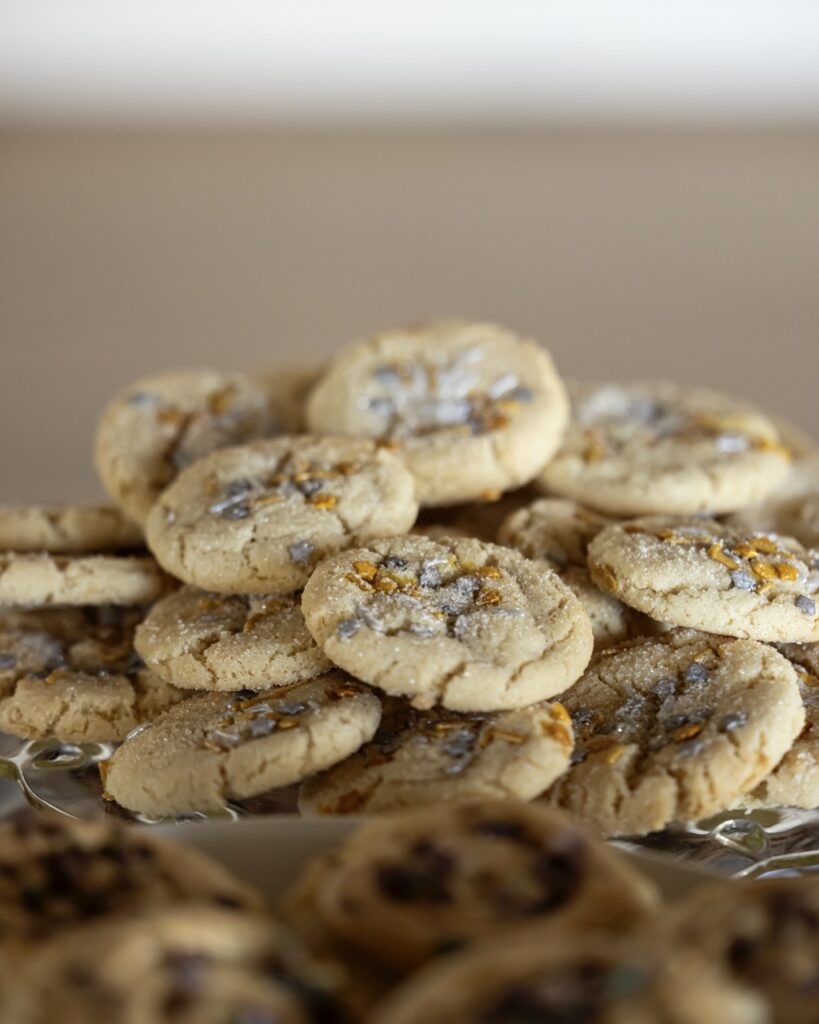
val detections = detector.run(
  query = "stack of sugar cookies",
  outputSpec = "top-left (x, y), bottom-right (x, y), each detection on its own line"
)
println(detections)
top-left (1, 318), bottom-right (817, 835)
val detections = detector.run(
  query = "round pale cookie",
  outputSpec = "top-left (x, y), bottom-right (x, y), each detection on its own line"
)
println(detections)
top-left (0, 552), bottom-right (165, 607)
top-left (145, 435), bottom-right (418, 595)
top-left (369, 929), bottom-right (764, 1024)
top-left (544, 629), bottom-right (804, 835)
top-left (301, 536), bottom-right (594, 712)
top-left (667, 876), bottom-right (819, 1024)
top-left (746, 642), bottom-right (819, 808)
top-left (299, 699), bottom-right (575, 814)
top-left (306, 319), bottom-right (569, 506)
top-left (135, 586), bottom-right (330, 691)
top-left (0, 606), bottom-right (188, 742)
top-left (0, 814), bottom-right (263, 950)
top-left (284, 801), bottom-right (657, 973)
top-left (95, 368), bottom-right (286, 525)
top-left (587, 516), bottom-right (819, 642)
top-left (538, 380), bottom-right (791, 516)
top-left (256, 361), bottom-right (323, 432)
top-left (0, 503), bottom-right (142, 553)
top-left (6, 906), bottom-right (344, 1024)
top-left (104, 673), bottom-right (382, 816)
top-left (498, 497), bottom-right (639, 650)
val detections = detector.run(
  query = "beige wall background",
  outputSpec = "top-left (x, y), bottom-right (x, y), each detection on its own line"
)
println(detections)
top-left (0, 127), bottom-right (816, 503)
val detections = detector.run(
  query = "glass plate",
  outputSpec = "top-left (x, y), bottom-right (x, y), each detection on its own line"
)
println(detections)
top-left (3, 732), bottom-right (819, 879)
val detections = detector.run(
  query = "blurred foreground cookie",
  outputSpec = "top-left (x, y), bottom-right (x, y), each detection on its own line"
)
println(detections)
top-left (588, 517), bottom-right (819, 642)
top-left (146, 435), bottom-right (418, 594)
top-left (302, 535), bottom-right (594, 711)
top-left (668, 876), bottom-right (819, 1024)
top-left (306, 319), bottom-right (569, 506)
top-left (539, 381), bottom-right (791, 516)
top-left (299, 700), bottom-right (574, 814)
top-left (0, 552), bottom-right (165, 607)
top-left (0, 607), bottom-right (187, 742)
top-left (284, 801), bottom-right (657, 974)
top-left (104, 673), bottom-right (382, 816)
top-left (0, 815), bottom-right (263, 951)
top-left (545, 629), bottom-right (804, 835)
top-left (0, 503), bottom-right (142, 553)
top-left (369, 929), bottom-right (765, 1024)
top-left (5, 906), bottom-right (344, 1024)
top-left (498, 497), bottom-right (642, 650)
top-left (95, 368), bottom-right (286, 525)
top-left (135, 586), bottom-right (330, 691)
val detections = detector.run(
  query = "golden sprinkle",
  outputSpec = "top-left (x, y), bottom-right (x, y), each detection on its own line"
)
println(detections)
top-left (485, 728), bottom-right (527, 746)
top-left (595, 566), bottom-right (618, 591)
top-left (775, 562), bottom-right (799, 582)
top-left (275, 718), bottom-right (300, 731)
top-left (751, 560), bottom-right (776, 581)
top-left (604, 744), bottom-right (627, 765)
top-left (352, 560), bottom-right (378, 582)
top-left (202, 740), bottom-right (223, 753)
top-left (207, 387), bottom-right (237, 414)
top-left (344, 573), bottom-right (373, 592)
top-left (753, 437), bottom-right (791, 460)
top-left (673, 722), bottom-right (704, 743)
top-left (310, 494), bottom-right (337, 511)
top-left (485, 412), bottom-right (510, 432)
top-left (254, 493), bottom-right (282, 507)
top-left (477, 588), bottom-right (502, 606)
top-left (477, 565), bottom-right (503, 579)
top-left (756, 581), bottom-right (774, 595)
top-left (551, 702), bottom-right (571, 723)
top-left (708, 543), bottom-right (739, 571)
top-left (540, 719), bottom-right (573, 748)
top-left (752, 536), bottom-right (780, 555)
top-left (656, 529), bottom-right (676, 541)
top-left (496, 399), bottom-right (521, 416)
top-left (623, 524), bottom-right (648, 535)
top-left (479, 489), bottom-right (502, 502)
top-left (373, 577), bottom-right (398, 594)
top-left (332, 685), bottom-right (361, 699)
top-left (733, 543), bottom-right (758, 559)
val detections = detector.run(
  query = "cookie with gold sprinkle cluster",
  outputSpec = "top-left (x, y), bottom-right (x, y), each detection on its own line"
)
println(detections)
top-left (95, 368), bottom-right (288, 525)
top-left (544, 629), bottom-right (804, 835)
top-left (103, 672), bottom-right (382, 816)
top-left (299, 698), bottom-right (575, 814)
top-left (588, 516), bottom-right (819, 642)
top-left (301, 535), bottom-right (594, 712)
top-left (539, 381), bottom-right (791, 516)
top-left (145, 435), bottom-right (419, 594)
top-left (306, 319), bottom-right (569, 507)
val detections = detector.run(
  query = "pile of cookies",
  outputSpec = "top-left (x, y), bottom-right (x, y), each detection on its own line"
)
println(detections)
top-left (3, 801), bottom-right (816, 1023)
top-left (1, 318), bottom-right (817, 835)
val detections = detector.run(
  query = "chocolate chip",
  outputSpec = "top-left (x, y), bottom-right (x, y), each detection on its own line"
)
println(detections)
top-left (796, 595), bottom-right (816, 616)
top-left (684, 662), bottom-right (709, 684)
top-left (220, 503), bottom-right (250, 521)
top-left (297, 479), bottom-right (323, 497)
top-left (653, 677), bottom-right (677, 697)
top-left (382, 556), bottom-right (408, 570)
top-left (0, 653), bottom-right (16, 670)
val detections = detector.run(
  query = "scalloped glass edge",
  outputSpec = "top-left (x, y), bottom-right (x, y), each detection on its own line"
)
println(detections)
top-left (3, 732), bottom-right (819, 879)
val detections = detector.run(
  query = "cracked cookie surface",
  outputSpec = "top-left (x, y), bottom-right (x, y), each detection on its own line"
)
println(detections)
top-left (306, 319), bottom-right (569, 506)
top-left (284, 801), bottom-right (657, 974)
top-left (95, 368), bottom-right (288, 525)
top-left (498, 497), bottom-right (642, 650)
top-left (104, 672), bottom-right (382, 816)
top-left (135, 585), bottom-right (330, 691)
top-left (298, 699), bottom-right (575, 814)
top-left (145, 435), bottom-right (419, 594)
top-left (301, 536), bottom-right (594, 712)
top-left (538, 381), bottom-right (791, 516)
top-left (0, 503), bottom-right (142, 553)
top-left (0, 552), bottom-right (165, 607)
top-left (0, 607), bottom-right (188, 742)
top-left (588, 516), bottom-right (819, 642)
top-left (544, 629), bottom-right (804, 835)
